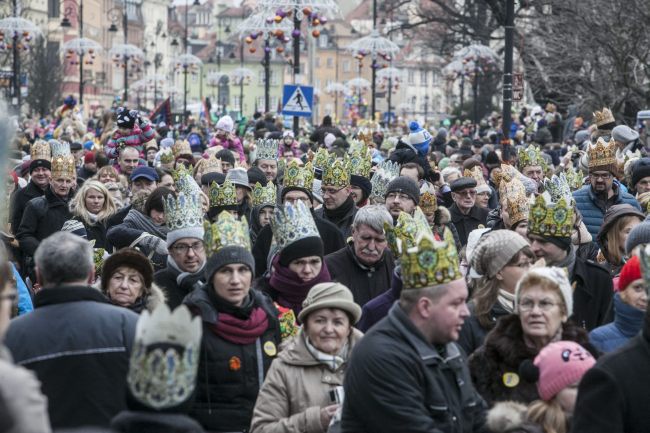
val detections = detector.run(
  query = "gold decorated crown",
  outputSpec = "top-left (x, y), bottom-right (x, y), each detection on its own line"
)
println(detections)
top-left (31, 139), bottom-right (51, 161)
top-left (252, 182), bottom-right (277, 207)
top-left (256, 138), bottom-right (279, 161)
top-left (208, 179), bottom-right (237, 208)
top-left (348, 142), bottom-right (373, 178)
top-left (203, 153), bottom-right (223, 175)
top-left (518, 146), bottom-right (546, 170)
top-left (322, 157), bottom-right (351, 187)
top-left (463, 166), bottom-right (487, 187)
top-left (203, 211), bottom-right (251, 254)
top-left (271, 200), bottom-right (320, 251)
top-left (593, 107), bottom-right (615, 128)
top-left (283, 160), bottom-right (314, 191)
top-left (51, 154), bottom-right (76, 179)
top-left (172, 140), bottom-right (192, 158)
top-left (564, 165), bottom-right (584, 190)
top-left (356, 128), bottom-right (373, 146)
top-left (528, 193), bottom-right (575, 238)
top-left (164, 190), bottom-right (204, 232)
top-left (160, 148), bottom-right (174, 164)
top-left (172, 164), bottom-right (194, 183)
top-left (502, 178), bottom-right (529, 226)
top-left (401, 223), bottom-right (462, 289)
top-left (587, 137), bottom-right (616, 170)
top-left (311, 148), bottom-right (334, 169)
top-left (493, 164), bottom-right (520, 191)
top-left (419, 191), bottom-right (438, 215)
top-left (384, 207), bottom-right (431, 258)
top-left (173, 165), bottom-right (202, 197)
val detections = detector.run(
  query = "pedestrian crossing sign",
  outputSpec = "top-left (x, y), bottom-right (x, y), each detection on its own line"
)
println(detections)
top-left (282, 85), bottom-right (313, 117)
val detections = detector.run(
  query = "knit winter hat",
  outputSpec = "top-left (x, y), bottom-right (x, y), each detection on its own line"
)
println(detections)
top-left (278, 236), bottom-right (324, 267)
top-left (84, 152), bottom-right (96, 164)
top-left (350, 174), bottom-right (372, 200)
top-left (385, 176), bottom-right (420, 205)
top-left (101, 248), bottom-right (154, 291)
top-left (515, 267), bottom-right (573, 317)
top-left (204, 245), bottom-right (255, 283)
top-left (408, 121), bottom-right (432, 155)
top-left (216, 115), bottom-right (234, 133)
top-left (247, 166), bottom-right (268, 186)
top-left (116, 108), bottom-right (137, 129)
top-left (618, 255), bottom-right (642, 292)
top-left (298, 282), bottom-right (362, 324)
top-left (470, 230), bottom-right (530, 279)
top-left (631, 158), bottom-right (650, 189)
top-left (524, 341), bottom-right (595, 401)
top-left (625, 222), bottom-right (650, 255)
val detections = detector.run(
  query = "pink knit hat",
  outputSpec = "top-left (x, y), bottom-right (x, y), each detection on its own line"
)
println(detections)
top-left (534, 341), bottom-right (595, 401)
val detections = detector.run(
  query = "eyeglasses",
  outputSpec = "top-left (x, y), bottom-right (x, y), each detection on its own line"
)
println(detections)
top-left (591, 172), bottom-right (611, 180)
top-left (454, 189), bottom-right (477, 197)
top-left (170, 241), bottom-right (205, 254)
top-left (518, 298), bottom-right (558, 312)
top-left (386, 192), bottom-right (411, 202)
top-left (321, 186), bottom-right (346, 196)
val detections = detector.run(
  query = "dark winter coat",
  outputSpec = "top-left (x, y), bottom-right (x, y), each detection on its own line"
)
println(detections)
top-left (107, 204), bottom-right (132, 230)
top-left (154, 265), bottom-right (205, 310)
top-left (342, 303), bottom-right (487, 433)
top-left (457, 300), bottom-right (511, 356)
top-left (356, 267), bottom-right (402, 332)
top-left (468, 314), bottom-right (596, 406)
top-left (387, 140), bottom-right (437, 183)
top-left (325, 243), bottom-right (395, 306)
top-left (65, 215), bottom-right (111, 251)
top-left (183, 286), bottom-right (282, 432)
top-left (314, 201), bottom-right (357, 240)
top-left (4, 286), bottom-right (138, 429)
top-left (10, 181), bottom-right (45, 234)
top-left (16, 186), bottom-right (73, 257)
top-left (309, 125), bottom-right (345, 145)
top-left (253, 213), bottom-right (345, 276)
top-left (111, 411), bottom-right (205, 433)
top-left (448, 203), bottom-right (490, 247)
top-left (571, 315), bottom-right (650, 433)
top-left (570, 256), bottom-right (614, 331)
top-left (572, 182), bottom-right (640, 241)
top-left (589, 293), bottom-right (644, 353)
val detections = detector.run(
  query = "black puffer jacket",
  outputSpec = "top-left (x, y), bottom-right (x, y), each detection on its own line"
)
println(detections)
top-left (183, 286), bottom-right (281, 432)
top-left (10, 181), bottom-right (45, 234)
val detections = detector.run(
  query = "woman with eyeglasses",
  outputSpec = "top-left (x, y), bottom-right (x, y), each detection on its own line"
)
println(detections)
top-left (459, 230), bottom-right (535, 356)
top-left (468, 267), bottom-right (597, 406)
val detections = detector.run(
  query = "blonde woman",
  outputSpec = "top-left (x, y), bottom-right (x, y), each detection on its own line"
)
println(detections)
top-left (62, 180), bottom-right (118, 250)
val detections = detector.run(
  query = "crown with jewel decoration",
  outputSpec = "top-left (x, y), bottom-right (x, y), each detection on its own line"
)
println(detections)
top-left (164, 190), bottom-right (204, 232)
top-left (311, 148), bottom-right (334, 169)
top-left (256, 138), bottom-right (279, 161)
top-left (518, 145), bottom-right (547, 171)
top-left (493, 164), bottom-right (521, 192)
top-left (542, 173), bottom-right (572, 203)
top-left (593, 107), bottom-right (615, 128)
top-left (31, 139), bottom-right (51, 161)
top-left (208, 179), bottom-right (237, 208)
top-left (50, 140), bottom-right (75, 179)
top-left (384, 207), bottom-right (432, 258)
top-left (564, 165), bottom-right (584, 190)
top-left (127, 304), bottom-right (202, 410)
top-left (172, 165), bottom-right (202, 197)
top-left (283, 160), bottom-right (314, 191)
top-left (172, 140), bottom-right (192, 158)
top-left (587, 137), bottom-right (616, 171)
top-left (203, 153), bottom-right (223, 175)
top-left (322, 157), bottom-right (351, 187)
top-left (419, 191), bottom-right (438, 215)
top-left (400, 222), bottom-right (462, 289)
top-left (528, 192), bottom-right (575, 238)
top-left (252, 182), bottom-right (277, 207)
top-left (204, 211), bottom-right (251, 254)
top-left (356, 128), bottom-right (374, 146)
top-left (463, 166), bottom-right (488, 187)
top-left (160, 148), bottom-right (175, 164)
top-left (502, 178), bottom-right (530, 227)
top-left (348, 142), bottom-right (373, 178)
top-left (370, 160), bottom-right (401, 201)
top-left (271, 200), bottom-right (320, 251)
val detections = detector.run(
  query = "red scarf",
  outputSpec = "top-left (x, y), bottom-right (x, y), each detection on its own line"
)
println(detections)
top-left (212, 308), bottom-right (269, 345)
top-left (268, 254), bottom-right (331, 314)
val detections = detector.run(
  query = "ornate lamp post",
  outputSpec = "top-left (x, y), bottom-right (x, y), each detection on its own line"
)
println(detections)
top-left (110, 43), bottom-right (144, 104)
top-left (377, 66), bottom-right (403, 126)
top-left (172, 52), bottom-right (202, 123)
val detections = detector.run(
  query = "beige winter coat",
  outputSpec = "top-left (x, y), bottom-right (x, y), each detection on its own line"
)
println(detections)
top-left (250, 327), bottom-right (364, 433)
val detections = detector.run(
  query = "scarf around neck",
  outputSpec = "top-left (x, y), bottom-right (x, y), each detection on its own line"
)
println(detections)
top-left (497, 289), bottom-right (515, 313)
top-left (304, 332), bottom-right (348, 371)
top-left (554, 244), bottom-right (577, 277)
top-left (167, 255), bottom-right (205, 288)
top-left (324, 195), bottom-right (354, 223)
top-left (268, 254), bottom-right (331, 314)
top-left (208, 289), bottom-right (269, 344)
top-left (124, 209), bottom-right (169, 239)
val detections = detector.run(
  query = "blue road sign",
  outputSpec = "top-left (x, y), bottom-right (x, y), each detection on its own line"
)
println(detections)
top-left (282, 85), bottom-right (313, 117)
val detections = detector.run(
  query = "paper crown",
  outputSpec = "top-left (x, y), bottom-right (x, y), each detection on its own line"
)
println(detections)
top-left (518, 146), bottom-right (546, 170)
top-left (542, 173), bottom-right (572, 203)
top-left (419, 191), bottom-right (438, 214)
top-left (502, 178), bottom-right (529, 227)
top-left (400, 219), bottom-right (462, 289)
top-left (312, 148), bottom-right (334, 169)
top-left (271, 200), bottom-right (320, 251)
top-left (50, 140), bottom-right (75, 179)
top-left (31, 139), bottom-right (51, 161)
top-left (564, 165), bottom-right (584, 190)
top-left (348, 142), bottom-right (373, 178)
top-left (322, 157), bottom-right (351, 187)
top-left (370, 160), bottom-right (401, 200)
top-left (204, 211), bottom-right (251, 254)
top-left (493, 164), bottom-right (520, 191)
top-left (164, 191), bottom-right (204, 232)
top-left (593, 107), bottom-right (615, 128)
top-left (384, 207), bottom-right (431, 258)
top-left (203, 153), bottom-right (223, 175)
top-left (172, 165), bottom-right (202, 197)
top-left (283, 160), bottom-right (314, 191)
top-left (463, 166), bottom-right (488, 187)
top-left (160, 148), bottom-right (175, 164)
top-left (127, 304), bottom-right (202, 410)
top-left (49, 139), bottom-right (71, 157)
top-left (587, 137), bottom-right (616, 170)
top-left (256, 138), bottom-right (279, 161)
top-left (528, 192), bottom-right (575, 238)
top-left (208, 179), bottom-right (238, 208)
top-left (356, 128), bottom-right (373, 146)
top-left (252, 182), bottom-right (277, 207)
top-left (172, 140), bottom-right (192, 158)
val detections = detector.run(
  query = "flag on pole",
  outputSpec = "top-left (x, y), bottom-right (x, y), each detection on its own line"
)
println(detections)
top-left (150, 97), bottom-right (171, 125)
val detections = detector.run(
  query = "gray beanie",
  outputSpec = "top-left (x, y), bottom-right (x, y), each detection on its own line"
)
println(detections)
top-left (205, 245), bottom-right (255, 282)
top-left (470, 230), bottom-right (530, 278)
top-left (625, 222), bottom-right (650, 255)
top-left (385, 176), bottom-right (420, 205)
top-left (167, 226), bottom-right (205, 249)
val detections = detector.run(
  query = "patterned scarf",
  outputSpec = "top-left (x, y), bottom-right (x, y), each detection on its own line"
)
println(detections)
top-left (304, 333), bottom-right (348, 372)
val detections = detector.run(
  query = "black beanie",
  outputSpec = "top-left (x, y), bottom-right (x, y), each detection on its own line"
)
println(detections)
top-left (248, 166), bottom-right (268, 186)
top-left (30, 159), bottom-right (52, 173)
top-left (541, 235), bottom-right (572, 252)
top-left (385, 176), bottom-right (420, 205)
top-left (632, 158), bottom-right (650, 188)
top-left (279, 236), bottom-right (324, 267)
top-left (205, 245), bottom-right (255, 282)
top-left (201, 172), bottom-right (226, 186)
top-left (350, 174), bottom-right (372, 201)
top-left (216, 149), bottom-right (236, 166)
top-left (281, 185), bottom-right (313, 202)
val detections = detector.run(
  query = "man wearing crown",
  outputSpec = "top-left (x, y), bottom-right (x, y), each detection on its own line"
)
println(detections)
top-left (253, 138), bottom-right (279, 184)
top-left (315, 158), bottom-right (358, 239)
top-left (573, 137), bottom-right (640, 240)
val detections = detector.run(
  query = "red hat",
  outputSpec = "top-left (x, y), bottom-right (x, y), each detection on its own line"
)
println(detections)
top-left (84, 152), bottom-right (96, 164)
top-left (618, 255), bottom-right (642, 292)
top-left (534, 341), bottom-right (595, 401)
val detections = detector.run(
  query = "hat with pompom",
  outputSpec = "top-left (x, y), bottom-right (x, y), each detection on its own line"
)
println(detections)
top-left (408, 121), bottom-right (432, 155)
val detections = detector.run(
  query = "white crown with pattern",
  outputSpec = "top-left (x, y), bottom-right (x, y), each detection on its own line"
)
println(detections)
top-left (271, 200), bottom-right (320, 251)
top-left (370, 160), bottom-right (401, 200)
top-left (164, 190), bottom-right (204, 232)
top-left (256, 138), bottom-right (279, 161)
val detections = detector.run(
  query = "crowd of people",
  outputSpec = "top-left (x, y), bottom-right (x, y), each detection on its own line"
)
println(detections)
top-left (2, 98), bottom-right (650, 433)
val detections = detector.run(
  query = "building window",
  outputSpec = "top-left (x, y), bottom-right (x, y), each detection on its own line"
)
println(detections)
top-left (315, 57), bottom-right (321, 68)
top-left (258, 70), bottom-right (265, 85)
top-left (342, 60), bottom-right (350, 72)
top-left (407, 70), bottom-right (415, 85)
top-left (48, 0), bottom-right (60, 17)
top-left (271, 96), bottom-right (279, 110)
top-left (319, 34), bottom-right (329, 48)
top-left (270, 70), bottom-right (279, 86)
top-left (420, 70), bottom-right (427, 86)
top-left (257, 96), bottom-right (265, 109)
top-left (232, 96), bottom-right (241, 111)
top-left (326, 57), bottom-right (334, 68)
top-left (431, 71), bottom-right (440, 85)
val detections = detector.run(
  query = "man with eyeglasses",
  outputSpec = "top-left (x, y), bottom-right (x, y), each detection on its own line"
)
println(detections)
top-left (448, 177), bottom-right (489, 247)
top-left (573, 137), bottom-right (640, 241)
top-left (383, 176), bottom-right (420, 223)
top-left (314, 162), bottom-right (358, 239)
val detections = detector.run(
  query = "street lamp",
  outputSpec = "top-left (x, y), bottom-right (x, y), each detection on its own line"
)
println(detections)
top-left (377, 67), bottom-right (403, 126)
top-left (107, 1), bottom-right (130, 103)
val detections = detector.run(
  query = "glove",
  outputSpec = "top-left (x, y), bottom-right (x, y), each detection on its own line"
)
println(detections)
top-left (138, 234), bottom-right (168, 256)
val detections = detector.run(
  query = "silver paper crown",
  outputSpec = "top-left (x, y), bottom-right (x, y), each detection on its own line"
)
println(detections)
top-left (542, 173), bottom-right (572, 203)
top-left (49, 139), bottom-right (71, 157)
top-left (127, 304), bottom-right (202, 410)
top-left (164, 191), bottom-right (204, 231)
top-left (271, 200), bottom-right (320, 251)
top-left (370, 160), bottom-right (401, 199)
top-left (256, 138), bottom-right (279, 161)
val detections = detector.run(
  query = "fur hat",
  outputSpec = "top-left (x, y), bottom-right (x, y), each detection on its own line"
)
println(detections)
top-left (101, 248), bottom-right (154, 291)
top-left (298, 282), bottom-right (362, 324)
